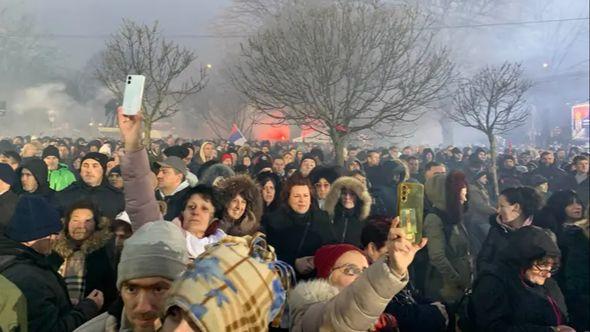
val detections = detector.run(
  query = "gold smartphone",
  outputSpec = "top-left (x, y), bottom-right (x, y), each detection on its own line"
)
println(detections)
top-left (397, 182), bottom-right (424, 244)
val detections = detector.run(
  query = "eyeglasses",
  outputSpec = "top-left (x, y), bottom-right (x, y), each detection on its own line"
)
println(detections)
top-left (340, 190), bottom-right (356, 198)
top-left (331, 264), bottom-right (366, 277)
top-left (533, 263), bottom-right (559, 275)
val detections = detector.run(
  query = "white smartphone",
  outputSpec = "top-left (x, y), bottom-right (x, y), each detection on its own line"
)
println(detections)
top-left (122, 75), bottom-right (145, 115)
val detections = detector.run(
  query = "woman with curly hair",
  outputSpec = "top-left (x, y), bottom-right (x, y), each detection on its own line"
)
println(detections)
top-left (215, 174), bottom-right (263, 237)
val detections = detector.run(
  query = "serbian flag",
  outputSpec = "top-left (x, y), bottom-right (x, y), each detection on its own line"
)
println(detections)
top-left (228, 124), bottom-right (247, 146)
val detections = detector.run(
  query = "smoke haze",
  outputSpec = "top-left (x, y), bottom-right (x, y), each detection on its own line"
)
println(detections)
top-left (0, 0), bottom-right (587, 147)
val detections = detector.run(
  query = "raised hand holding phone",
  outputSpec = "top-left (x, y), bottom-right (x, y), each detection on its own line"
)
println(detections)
top-left (117, 106), bottom-right (143, 153)
top-left (122, 75), bottom-right (145, 116)
top-left (387, 217), bottom-right (428, 276)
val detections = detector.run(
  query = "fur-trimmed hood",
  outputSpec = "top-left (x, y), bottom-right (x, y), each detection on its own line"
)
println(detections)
top-left (201, 163), bottom-right (235, 187)
top-left (52, 217), bottom-right (112, 258)
top-left (288, 278), bottom-right (340, 314)
top-left (215, 174), bottom-right (263, 236)
top-left (324, 177), bottom-right (372, 220)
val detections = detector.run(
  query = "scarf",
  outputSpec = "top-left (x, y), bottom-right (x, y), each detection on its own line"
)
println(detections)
top-left (58, 250), bottom-right (87, 305)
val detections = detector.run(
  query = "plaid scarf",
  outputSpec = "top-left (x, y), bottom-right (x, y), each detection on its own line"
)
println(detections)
top-left (58, 250), bottom-right (87, 305)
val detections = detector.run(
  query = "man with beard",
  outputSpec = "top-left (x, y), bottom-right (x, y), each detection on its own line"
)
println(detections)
top-left (57, 152), bottom-right (124, 219)
top-left (530, 151), bottom-right (567, 192)
top-left (48, 200), bottom-right (117, 310)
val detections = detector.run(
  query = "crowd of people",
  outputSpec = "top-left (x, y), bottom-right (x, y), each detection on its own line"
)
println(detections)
top-left (0, 107), bottom-right (588, 332)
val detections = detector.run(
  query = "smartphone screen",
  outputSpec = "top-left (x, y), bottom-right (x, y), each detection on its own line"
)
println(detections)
top-left (122, 75), bottom-right (145, 115)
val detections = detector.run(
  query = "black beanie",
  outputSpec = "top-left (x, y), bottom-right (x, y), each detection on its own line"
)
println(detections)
top-left (42, 145), bottom-right (60, 160)
top-left (5, 196), bottom-right (61, 242)
top-left (81, 152), bottom-right (108, 173)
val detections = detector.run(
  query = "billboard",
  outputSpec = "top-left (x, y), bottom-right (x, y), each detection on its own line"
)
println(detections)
top-left (571, 102), bottom-right (589, 141)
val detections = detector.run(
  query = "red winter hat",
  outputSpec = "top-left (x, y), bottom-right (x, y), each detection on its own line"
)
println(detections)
top-left (221, 153), bottom-right (233, 163)
top-left (314, 244), bottom-right (364, 279)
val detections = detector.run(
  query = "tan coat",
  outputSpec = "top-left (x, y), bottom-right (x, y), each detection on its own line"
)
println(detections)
top-left (288, 256), bottom-right (408, 331)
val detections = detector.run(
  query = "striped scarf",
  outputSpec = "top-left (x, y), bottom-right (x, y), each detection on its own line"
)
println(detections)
top-left (58, 250), bottom-right (87, 305)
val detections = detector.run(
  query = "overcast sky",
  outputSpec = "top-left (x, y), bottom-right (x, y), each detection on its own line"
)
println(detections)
top-left (27, 0), bottom-right (232, 67)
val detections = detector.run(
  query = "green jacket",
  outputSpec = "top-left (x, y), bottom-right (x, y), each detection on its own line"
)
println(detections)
top-left (48, 164), bottom-right (76, 192)
top-left (0, 274), bottom-right (27, 332)
top-left (423, 174), bottom-right (473, 304)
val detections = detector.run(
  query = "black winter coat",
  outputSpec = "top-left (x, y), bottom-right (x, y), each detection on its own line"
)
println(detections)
top-left (371, 184), bottom-right (398, 218)
top-left (472, 263), bottom-right (568, 332)
top-left (262, 205), bottom-right (335, 270)
top-left (384, 285), bottom-right (447, 332)
top-left (0, 190), bottom-right (18, 232)
top-left (56, 181), bottom-right (124, 219)
top-left (157, 185), bottom-right (190, 221)
top-left (329, 205), bottom-right (366, 247)
top-left (560, 221), bottom-right (589, 331)
top-left (476, 215), bottom-right (512, 273)
top-left (530, 165), bottom-right (567, 192)
top-left (564, 174), bottom-right (589, 206)
top-left (0, 237), bottom-right (99, 331)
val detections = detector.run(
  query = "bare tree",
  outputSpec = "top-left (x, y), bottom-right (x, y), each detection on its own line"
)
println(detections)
top-left (0, 4), bottom-right (57, 89)
top-left (188, 78), bottom-right (257, 139)
top-left (448, 62), bottom-right (532, 196)
top-left (229, 0), bottom-right (453, 164)
top-left (95, 19), bottom-right (207, 143)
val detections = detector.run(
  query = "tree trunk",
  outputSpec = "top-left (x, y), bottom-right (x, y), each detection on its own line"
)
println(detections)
top-left (332, 134), bottom-right (346, 166)
top-left (488, 134), bottom-right (500, 197)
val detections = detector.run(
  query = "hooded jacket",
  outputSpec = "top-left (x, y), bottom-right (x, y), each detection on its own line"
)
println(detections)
top-left (324, 176), bottom-right (372, 246)
top-left (48, 217), bottom-right (117, 312)
top-left (0, 237), bottom-right (99, 331)
top-left (288, 256), bottom-right (409, 332)
top-left (472, 226), bottom-right (568, 332)
top-left (215, 175), bottom-right (263, 237)
top-left (15, 158), bottom-right (54, 199)
top-left (422, 174), bottom-right (473, 303)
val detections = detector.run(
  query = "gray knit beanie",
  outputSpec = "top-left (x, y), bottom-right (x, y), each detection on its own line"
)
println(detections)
top-left (117, 221), bottom-right (188, 289)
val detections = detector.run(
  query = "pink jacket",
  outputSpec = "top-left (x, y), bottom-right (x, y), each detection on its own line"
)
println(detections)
top-left (121, 148), bottom-right (162, 231)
